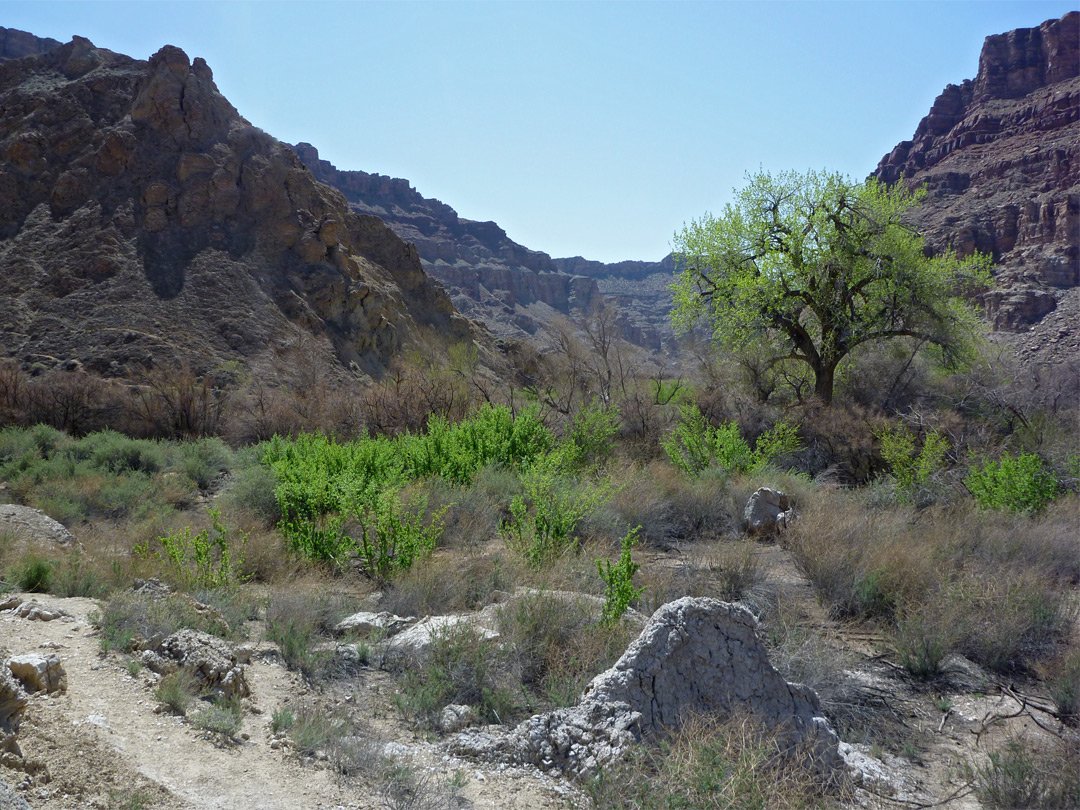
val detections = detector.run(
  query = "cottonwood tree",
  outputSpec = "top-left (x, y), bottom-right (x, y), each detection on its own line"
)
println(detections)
top-left (671, 170), bottom-right (991, 404)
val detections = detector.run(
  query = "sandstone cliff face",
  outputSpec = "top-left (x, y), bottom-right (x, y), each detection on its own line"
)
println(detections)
top-left (874, 11), bottom-right (1079, 331)
top-left (0, 27), bottom-right (60, 61)
top-left (292, 144), bottom-right (613, 341)
top-left (0, 39), bottom-right (471, 378)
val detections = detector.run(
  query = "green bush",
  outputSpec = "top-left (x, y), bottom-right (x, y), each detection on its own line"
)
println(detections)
top-left (662, 403), bottom-right (801, 478)
top-left (189, 694), bottom-right (243, 738)
top-left (155, 669), bottom-right (197, 716)
top-left (597, 527), bottom-right (643, 625)
top-left (10, 555), bottom-right (53, 592)
top-left (134, 508), bottom-right (247, 590)
top-left (966, 453), bottom-right (1061, 513)
top-left (270, 706), bottom-right (295, 734)
top-left (877, 425), bottom-right (949, 502)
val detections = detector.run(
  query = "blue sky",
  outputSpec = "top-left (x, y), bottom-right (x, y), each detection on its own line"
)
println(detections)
top-left (2, 1), bottom-right (1074, 262)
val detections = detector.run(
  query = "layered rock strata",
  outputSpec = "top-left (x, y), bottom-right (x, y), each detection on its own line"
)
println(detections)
top-left (0, 38), bottom-right (473, 379)
top-left (874, 12), bottom-right (1079, 332)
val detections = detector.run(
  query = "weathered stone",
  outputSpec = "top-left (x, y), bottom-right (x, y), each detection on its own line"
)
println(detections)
top-left (0, 505), bottom-right (77, 549)
top-left (439, 704), bottom-right (477, 733)
top-left (744, 487), bottom-right (795, 535)
top-left (386, 615), bottom-right (499, 662)
top-left (11, 601), bottom-right (70, 622)
top-left (333, 610), bottom-right (415, 639)
top-left (451, 597), bottom-right (841, 778)
top-left (143, 629), bottom-right (249, 699)
top-left (0, 668), bottom-right (28, 732)
top-left (8, 654), bottom-right (66, 694)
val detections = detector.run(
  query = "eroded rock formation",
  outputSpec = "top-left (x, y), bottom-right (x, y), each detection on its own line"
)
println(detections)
top-left (451, 597), bottom-right (840, 778)
top-left (0, 38), bottom-right (474, 380)
top-left (874, 12), bottom-right (1079, 332)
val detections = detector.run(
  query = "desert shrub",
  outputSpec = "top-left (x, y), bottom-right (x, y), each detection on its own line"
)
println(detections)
top-left (393, 622), bottom-right (515, 728)
top-left (502, 443), bottom-right (617, 567)
top-left (895, 610), bottom-right (950, 680)
top-left (585, 713), bottom-right (848, 810)
top-left (265, 591), bottom-right (355, 678)
top-left (189, 694), bottom-right (243, 738)
top-left (290, 707), bottom-right (347, 755)
top-left (975, 735), bottom-right (1080, 809)
top-left (154, 669), bottom-right (198, 716)
top-left (420, 478), bottom-right (501, 549)
top-left (497, 592), bottom-right (634, 709)
top-left (877, 424), bottom-right (950, 504)
top-left (597, 527), bottom-right (643, 625)
top-left (133, 508), bottom-right (247, 591)
top-left (270, 706), bottom-right (295, 734)
top-left (94, 590), bottom-right (233, 653)
top-left (223, 455), bottom-right (281, 525)
top-left (381, 553), bottom-right (515, 617)
top-left (72, 430), bottom-right (165, 475)
top-left (565, 400), bottom-right (621, 469)
top-left (9, 554), bottom-right (53, 592)
top-left (1042, 647), bottom-right (1080, 724)
top-left (966, 452), bottom-right (1061, 513)
top-left (173, 437), bottom-right (234, 490)
top-left (50, 552), bottom-right (108, 598)
top-left (662, 403), bottom-right (801, 478)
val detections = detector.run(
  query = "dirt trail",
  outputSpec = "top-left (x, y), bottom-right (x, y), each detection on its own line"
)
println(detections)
top-left (2, 594), bottom-right (578, 810)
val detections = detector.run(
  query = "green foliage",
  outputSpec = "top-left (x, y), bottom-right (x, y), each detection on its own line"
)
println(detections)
top-left (155, 669), bottom-right (197, 716)
top-left (597, 527), bottom-right (644, 625)
top-left (662, 403), bottom-right (801, 478)
top-left (189, 694), bottom-right (243, 738)
top-left (10, 555), bottom-right (53, 592)
top-left (565, 401), bottom-right (621, 468)
top-left (878, 425), bottom-right (949, 501)
top-left (671, 169), bottom-right (991, 403)
top-left (270, 706), bottom-right (295, 734)
top-left (263, 404), bottom-right (553, 569)
top-left (134, 508), bottom-right (247, 590)
top-left (975, 736), bottom-right (1080, 809)
top-left (966, 453), bottom-right (1061, 513)
top-left (502, 443), bottom-right (617, 567)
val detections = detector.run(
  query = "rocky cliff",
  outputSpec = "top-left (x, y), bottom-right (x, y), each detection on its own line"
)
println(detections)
top-left (874, 11), bottom-right (1079, 331)
top-left (0, 26), bottom-right (60, 61)
top-left (0, 38), bottom-right (473, 380)
top-left (292, 144), bottom-right (607, 341)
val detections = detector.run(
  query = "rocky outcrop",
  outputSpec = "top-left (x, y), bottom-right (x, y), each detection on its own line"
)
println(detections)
top-left (0, 505), bottom-right (78, 550)
top-left (8, 654), bottom-right (66, 694)
top-left (291, 144), bottom-right (660, 349)
top-left (0, 27), bottom-right (60, 61)
top-left (874, 12), bottom-right (1079, 334)
top-left (140, 629), bottom-right (249, 699)
top-left (451, 597), bottom-right (840, 778)
top-left (333, 610), bottom-right (415, 639)
top-left (0, 38), bottom-right (475, 381)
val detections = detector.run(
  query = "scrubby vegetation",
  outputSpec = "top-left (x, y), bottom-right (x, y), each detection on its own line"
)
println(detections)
top-left (1, 313), bottom-right (1076, 805)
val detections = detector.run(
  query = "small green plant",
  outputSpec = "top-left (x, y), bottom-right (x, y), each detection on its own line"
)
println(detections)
top-left (973, 735), bottom-right (1079, 809)
top-left (10, 555), bottom-right (53, 592)
top-left (154, 669), bottom-right (197, 716)
top-left (290, 707), bottom-right (345, 755)
top-left (877, 424), bottom-right (949, 502)
top-left (597, 527), bottom-right (644, 625)
top-left (353, 489), bottom-right (449, 582)
top-left (126, 657), bottom-right (143, 677)
top-left (107, 787), bottom-right (155, 810)
top-left (189, 694), bottom-right (243, 738)
top-left (1044, 649), bottom-right (1080, 724)
top-left (134, 507), bottom-right (248, 590)
top-left (270, 706), bottom-right (295, 734)
top-left (965, 453), bottom-right (1061, 513)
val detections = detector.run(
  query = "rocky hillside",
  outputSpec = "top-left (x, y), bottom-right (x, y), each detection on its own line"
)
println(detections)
top-left (0, 26), bottom-right (60, 61)
top-left (293, 144), bottom-right (675, 352)
top-left (0, 38), bottom-right (474, 381)
top-left (874, 11), bottom-right (1079, 331)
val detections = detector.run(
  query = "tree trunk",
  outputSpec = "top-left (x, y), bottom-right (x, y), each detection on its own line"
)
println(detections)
top-left (814, 362), bottom-right (836, 405)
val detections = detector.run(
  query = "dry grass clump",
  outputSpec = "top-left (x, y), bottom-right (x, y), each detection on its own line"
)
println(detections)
top-left (637, 543), bottom-right (764, 614)
top-left (974, 734), bottom-right (1080, 809)
top-left (380, 552), bottom-right (520, 617)
top-left (787, 489), bottom-right (1078, 675)
top-left (585, 713), bottom-right (856, 810)
top-left (264, 589), bottom-right (359, 678)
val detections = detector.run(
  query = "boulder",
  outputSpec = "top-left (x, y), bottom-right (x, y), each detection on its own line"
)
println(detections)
top-left (140, 629), bottom-right (249, 699)
top-left (385, 615), bottom-right (499, 661)
top-left (10, 601), bottom-right (70, 622)
top-left (439, 704), bottom-right (477, 734)
top-left (743, 487), bottom-right (794, 535)
top-left (0, 505), bottom-right (77, 549)
top-left (0, 668), bottom-right (27, 732)
top-left (333, 610), bottom-right (415, 639)
top-left (8, 654), bottom-right (66, 694)
top-left (452, 597), bottom-right (840, 779)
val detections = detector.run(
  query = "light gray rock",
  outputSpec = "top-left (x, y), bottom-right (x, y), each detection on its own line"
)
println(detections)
top-left (141, 629), bottom-right (249, 699)
top-left (0, 774), bottom-right (32, 810)
top-left (10, 601), bottom-right (69, 622)
top-left (386, 615), bottom-right (499, 661)
top-left (743, 487), bottom-right (794, 535)
top-left (451, 597), bottom-right (841, 778)
top-left (0, 504), bottom-right (77, 549)
top-left (439, 703), bottom-right (476, 733)
top-left (8, 654), bottom-right (66, 694)
top-left (333, 610), bottom-right (415, 639)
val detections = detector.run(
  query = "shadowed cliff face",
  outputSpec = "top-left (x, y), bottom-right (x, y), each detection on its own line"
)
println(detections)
top-left (0, 38), bottom-right (473, 379)
top-left (874, 11), bottom-right (1079, 332)
top-left (0, 26), bottom-right (61, 61)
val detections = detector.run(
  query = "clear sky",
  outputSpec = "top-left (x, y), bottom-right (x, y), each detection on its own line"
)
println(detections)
top-left (1, 1), bottom-right (1075, 263)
